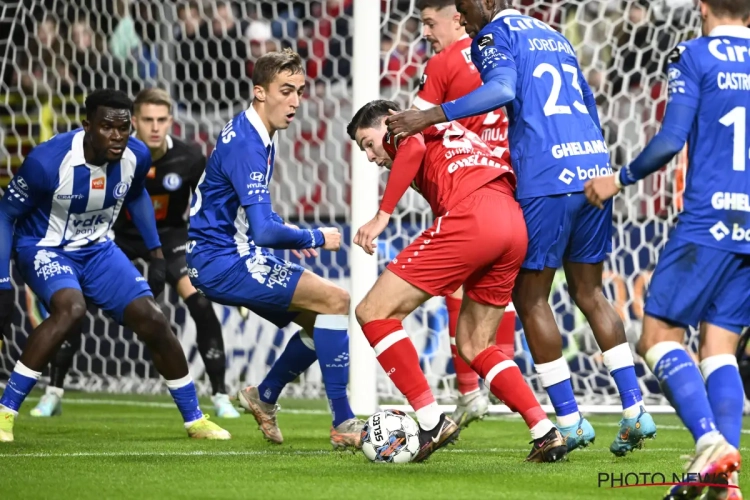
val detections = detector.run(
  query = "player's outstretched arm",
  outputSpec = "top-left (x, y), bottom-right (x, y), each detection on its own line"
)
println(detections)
top-left (585, 101), bottom-right (695, 209)
top-left (386, 67), bottom-right (517, 138)
top-left (245, 202), bottom-right (328, 250)
top-left (354, 135), bottom-right (426, 255)
top-left (0, 158), bottom-right (48, 327)
top-left (126, 187), bottom-right (167, 297)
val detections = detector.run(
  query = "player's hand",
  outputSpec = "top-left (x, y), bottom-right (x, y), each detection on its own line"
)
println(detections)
top-left (148, 255), bottom-right (167, 299)
top-left (385, 108), bottom-right (435, 139)
top-left (286, 223), bottom-right (318, 259)
top-left (320, 227), bottom-right (342, 251)
top-left (354, 211), bottom-right (390, 256)
top-left (584, 175), bottom-right (620, 209)
top-left (0, 288), bottom-right (14, 333)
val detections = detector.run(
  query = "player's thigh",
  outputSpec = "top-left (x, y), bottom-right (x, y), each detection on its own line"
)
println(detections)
top-left (518, 194), bottom-right (575, 271)
top-left (289, 269), bottom-right (350, 316)
top-left (703, 253), bottom-right (750, 343)
top-left (644, 239), bottom-right (737, 334)
top-left (355, 268), bottom-right (432, 325)
top-left (77, 241), bottom-right (152, 325)
top-left (160, 228), bottom-right (190, 289)
top-left (14, 246), bottom-right (84, 314)
top-left (638, 314), bottom-right (686, 356)
top-left (566, 193), bottom-right (613, 264)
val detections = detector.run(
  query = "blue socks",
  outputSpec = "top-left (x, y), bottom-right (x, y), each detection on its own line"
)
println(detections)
top-left (0, 362), bottom-right (41, 413)
top-left (701, 354), bottom-right (744, 449)
top-left (646, 342), bottom-right (717, 443)
top-left (258, 330), bottom-right (317, 405)
top-left (313, 314), bottom-right (355, 427)
top-left (603, 344), bottom-right (645, 418)
top-left (165, 375), bottom-right (204, 424)
top-left (535, 357), bottom-right (580, 427)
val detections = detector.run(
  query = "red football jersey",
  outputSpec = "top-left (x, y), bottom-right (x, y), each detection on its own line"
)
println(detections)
top-left (380, 122), bottom-right (515, 217)
top-left (414, 36), bottom-right (510, 160)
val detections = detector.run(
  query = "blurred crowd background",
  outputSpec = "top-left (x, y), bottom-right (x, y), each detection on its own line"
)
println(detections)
top-left (1, 0), bottom-right (699, 220)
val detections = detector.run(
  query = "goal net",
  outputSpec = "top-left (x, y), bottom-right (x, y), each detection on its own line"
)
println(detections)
top-left (0, 0), bottom-right (703, 411)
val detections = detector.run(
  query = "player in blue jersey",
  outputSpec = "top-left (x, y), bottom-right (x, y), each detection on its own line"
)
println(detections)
top-left (385, 0), bottom-right (656, 456)
top-left (0, 90), bottom-right (230, 442)
top-left (586, 1), bottom-right (749, 497)
top-left (187, 49), bottom-right (364, 449)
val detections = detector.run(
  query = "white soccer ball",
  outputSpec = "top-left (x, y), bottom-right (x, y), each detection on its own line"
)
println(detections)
top-left (361, 409), bottom-right (420, 463)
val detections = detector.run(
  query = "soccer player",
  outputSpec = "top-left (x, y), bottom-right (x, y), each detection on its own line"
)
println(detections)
top-left (386, 0), bottom-right (656, 456)
top-left (0, 89), bottom-right (229, 441)
top-left (415, 0), bottom-right (515, 428)
top-left (186, 49), bottom-right (363, 449)
top-left (350, 100), bottom-right (567, 463)
top-left (29, 88), bottom-right (240, 419)
top-left (585, 1), bottom-right (749, 496)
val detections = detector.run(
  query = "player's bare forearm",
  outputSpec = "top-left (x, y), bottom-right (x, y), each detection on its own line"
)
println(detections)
top-left (386, 107), bottom-right (445, 138)
top-left (354, 210), bottom-right (390, 256)
top-left (149, 247), bottom-right (164, 260)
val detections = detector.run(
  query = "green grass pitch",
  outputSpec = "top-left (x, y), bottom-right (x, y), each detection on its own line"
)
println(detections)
top-left (2, 391), bottom-right (748, 499)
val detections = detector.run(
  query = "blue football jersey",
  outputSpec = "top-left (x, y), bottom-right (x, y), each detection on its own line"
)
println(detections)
top-left (188, 106), bottom-right (275, 258)
top-left (471, 9), bottom-right (610, 199)
top-left (5, 129), bottom-right (151, 250)
top-left (667, 26), bottom-right (750, 253)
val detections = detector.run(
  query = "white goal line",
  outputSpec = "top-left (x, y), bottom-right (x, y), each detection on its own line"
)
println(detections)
top-left (384, 404), bottom-right (678, 415)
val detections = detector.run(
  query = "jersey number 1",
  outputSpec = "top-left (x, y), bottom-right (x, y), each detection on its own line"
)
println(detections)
top-left (720, 106), bottom-right (747, 171)
top-left (533, 63), bottom-right (588, 117)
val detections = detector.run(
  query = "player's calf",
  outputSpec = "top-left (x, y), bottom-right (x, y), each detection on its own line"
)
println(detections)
top-left (0, 289), bottom-right (86, 426)
top-left (456, 296), bottom-right (566, 462)
top-left (123, 296), bottom-right (230, 440)
top-left (357, 270), bottom-right (459, 460)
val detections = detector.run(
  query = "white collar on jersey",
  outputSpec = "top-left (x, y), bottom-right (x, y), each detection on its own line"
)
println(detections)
top-left (492, 9), bottom-right (522, 22)
top-left (709, 25), bottom-right (750, 39)
top-left (165, 134), bottom-right (174, 150)
top-left (70, 130), bottom-right (89, 166)
top-left (245, 103), bottom-right (272, 148)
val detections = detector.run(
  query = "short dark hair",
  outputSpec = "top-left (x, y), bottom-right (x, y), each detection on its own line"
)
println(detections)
top-left (252, 48), bottom-right (305, 88)
top-left (416, 0), bottom-right (455, 11)
top-left (703, 0), bottom-right (750, 19)
top-left (85, 89), bottom-right (133, 120)
top-left (347, 100), bottom-right (400, 141)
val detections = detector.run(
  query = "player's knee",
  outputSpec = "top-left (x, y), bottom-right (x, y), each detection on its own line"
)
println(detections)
top-left (568, 284), bottom-right (603, 314)
top-left (51, 296), bottom-right (87, 332)
top-left (326, 287), bottom-right (350, 316)
top-left (133, 301), bottom-right (171, 340)
top-left (355, 299), bottom-right (373, 326)
top-left (456, 338), bottom-right (478, 364)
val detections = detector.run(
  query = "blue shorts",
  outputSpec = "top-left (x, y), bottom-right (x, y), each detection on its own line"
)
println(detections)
top-left (15, 241), bottom-right (152, 324)
top-left (519, 193), bottom-right (612, 270)
top-left (187, 249), bottom-right (304, 328)
top-left (645, 238), bottom-right (750, 334)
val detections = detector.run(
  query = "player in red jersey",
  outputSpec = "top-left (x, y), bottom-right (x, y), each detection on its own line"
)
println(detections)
top-left (347, 100), bottom-right (566, 464)
top-left (414, 0), bottom-right (514, 427)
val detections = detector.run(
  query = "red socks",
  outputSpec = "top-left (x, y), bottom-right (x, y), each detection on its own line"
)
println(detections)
top-left (496, 307), bottom-right (516, 359)
top-left (446, 296), bottom-right (480, 395)
top-left (471, 346), bottom-right (547, 430)
top-left (362, 319), bottom-right (435, 411)
top-left (446, 296), bottom-right (517, 394)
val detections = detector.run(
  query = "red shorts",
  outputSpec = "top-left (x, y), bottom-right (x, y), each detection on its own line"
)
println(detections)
top-left (387, 181), bottom-right (528, 306)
